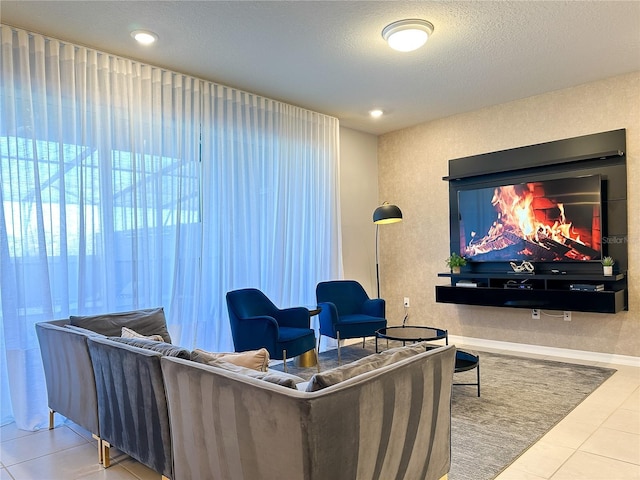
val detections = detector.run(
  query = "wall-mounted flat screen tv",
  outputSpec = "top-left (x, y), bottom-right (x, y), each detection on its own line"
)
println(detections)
top-left (458, 175), bottom-right (602, 262)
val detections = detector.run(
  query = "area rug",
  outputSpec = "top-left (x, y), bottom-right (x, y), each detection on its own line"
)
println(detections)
top-left (276, 340), bottom-right (615, 480)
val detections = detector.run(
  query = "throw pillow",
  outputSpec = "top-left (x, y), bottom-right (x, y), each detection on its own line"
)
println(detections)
top-left (191, 348), bottom-right (270, 372)
top-left (121, 326), bottom-right (165, 342)
top-left (108, 336), bottom-right (190, 359)
top-left (208, 359), bottom-right (305, 390)
top-left (305, 341), bottom-right (431, 392)
top-left (70, 307), bottom-right (171, 343)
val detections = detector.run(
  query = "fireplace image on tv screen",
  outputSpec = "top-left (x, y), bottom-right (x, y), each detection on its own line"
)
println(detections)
top-left (458, 175), bottom-right (602, 262)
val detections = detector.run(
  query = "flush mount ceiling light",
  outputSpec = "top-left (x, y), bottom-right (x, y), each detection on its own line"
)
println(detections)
top-left (131, 30), bottom-right (158, 45)
top-left (382, 19), bottom-right (434, 52)
top-left (370, 109), bottom-right (383, 118)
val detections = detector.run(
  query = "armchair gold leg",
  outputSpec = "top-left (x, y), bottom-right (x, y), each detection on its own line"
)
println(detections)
top-left (283, 349), bottom-right (287, 373)
top-left (102, 440), bottom-right (111, 468)
top-left (439, 474), bottom-right (448, 480)
top-left (337, 331), bottom-right (341, 365)
top-left (92, 434), bottom-right (103, 464)
top-left (362, 337), bottom-right (365, 348)
top-left (315, 347), bottom-right (320, 373)
top-left (162, 476), bottom-right (170, 480)
top-left (48, 409), bottom-right (54, 430)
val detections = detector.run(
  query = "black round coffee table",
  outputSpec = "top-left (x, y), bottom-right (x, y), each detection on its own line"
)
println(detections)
top-left (376, 325), bottom-right (481, 397)
top-left (375, 325), bottom-right (448, 352)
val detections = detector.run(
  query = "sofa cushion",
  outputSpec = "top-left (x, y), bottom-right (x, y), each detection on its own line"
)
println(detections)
top-left (305, 341), bottom-right (431, 392)
top-left (208, 359), bottom-right (305, 389)
top-left (70, 308), bottom-right (171, 343)
top-left (121, 326), bottom-right (165, 342)
top-left (191, 348), bottom-right (270, 372)
top-left (108, 336), bottom-right (190, 359)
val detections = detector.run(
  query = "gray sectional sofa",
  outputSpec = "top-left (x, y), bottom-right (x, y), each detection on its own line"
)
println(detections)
top-left (35, 308), bottom-right (174, 472)
top-left (37, 309), bottom-right (455, 480)
top-left (163, 344), bottom-right (456, 480)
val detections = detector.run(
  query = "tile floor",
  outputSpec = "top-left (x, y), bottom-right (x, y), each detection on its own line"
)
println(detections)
top-left (1, 346), bottom-right (639, 480)
top-left (493, 348), bottom-right (640, 480)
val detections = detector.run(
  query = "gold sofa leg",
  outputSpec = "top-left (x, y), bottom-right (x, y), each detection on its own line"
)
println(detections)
top-left (283, 349), bottom-right (287, 373)
top-left (48, 409), bottom-right (54, 430)
top-left (92, 434), bottom-right (103, 463)
top-left (439, 474), bottom-right (448, 480)
top-left (337, 331), bottom-right (341, 365)
top-left (101, 440), bottom-right (111, 468)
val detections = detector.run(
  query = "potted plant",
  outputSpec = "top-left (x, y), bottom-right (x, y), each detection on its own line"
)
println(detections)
top-left (446, 252), bottom-right (467, 274)
top-left (601, 256), bottom-right (615, 276)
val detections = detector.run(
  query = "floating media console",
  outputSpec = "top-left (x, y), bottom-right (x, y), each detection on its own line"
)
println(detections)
top-left (437, 129), bottom-right (628, 314)
top-left (436, 272), bottom-right (627, 313)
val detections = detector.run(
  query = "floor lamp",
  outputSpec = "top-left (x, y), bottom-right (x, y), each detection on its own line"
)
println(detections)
top-left (373, 202), bottom-right (403, 298)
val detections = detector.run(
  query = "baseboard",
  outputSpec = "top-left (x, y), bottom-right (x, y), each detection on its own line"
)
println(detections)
top-left (448, 334), bottom-right (640, 367)
top-left (325, 335), bottom-right (639, 367)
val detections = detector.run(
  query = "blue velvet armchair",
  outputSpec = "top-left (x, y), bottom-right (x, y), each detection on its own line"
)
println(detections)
top-left (316, 280), bottom-right (387, 363)
top-left (226, 288), bottom-right (317, 371)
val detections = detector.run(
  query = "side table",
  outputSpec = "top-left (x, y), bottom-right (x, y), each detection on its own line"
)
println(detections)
top-left (454, 350), bottom-right (480, 397)
top-left (296, 306), bottom-right (322, 368)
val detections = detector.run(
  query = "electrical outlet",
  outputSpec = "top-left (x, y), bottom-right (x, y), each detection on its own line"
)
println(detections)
top-left (531, 309), bottom-right (540, 319)
top-left (564, 311), bottom-right (572, 321)
top-left (403, 297), bottom-right (410, 308)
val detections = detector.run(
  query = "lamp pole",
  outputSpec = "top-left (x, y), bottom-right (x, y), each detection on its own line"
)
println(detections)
top-left (372, 202), bottom-right (403, 298)
top-left (376, 224), bottom-right (381, 298)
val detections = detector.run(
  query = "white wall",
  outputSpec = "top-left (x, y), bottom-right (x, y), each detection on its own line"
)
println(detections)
top-left (374, 72), bottom-right (640, 356)
top-left (338, 127), bottom-right (379, 297)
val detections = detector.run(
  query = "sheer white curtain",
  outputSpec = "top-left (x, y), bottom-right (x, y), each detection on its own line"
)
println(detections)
top-left (0, 25), bottom-right (342, 430)
top-left (0, 27), bottom-right (202, 429)
top-left (194, 87), bottom-right (342, 350)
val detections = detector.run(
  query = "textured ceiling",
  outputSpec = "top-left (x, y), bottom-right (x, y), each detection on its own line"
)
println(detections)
top-left (2, 1), bottom-right (639, 135)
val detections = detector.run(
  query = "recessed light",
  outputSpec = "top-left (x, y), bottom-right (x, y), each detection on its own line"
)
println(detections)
top-left (131, 30), bottom-right (158, 45)
top-left (370, 109), bottom-right (383, 118)
top-left (382, 19), bottom-right (434, 52)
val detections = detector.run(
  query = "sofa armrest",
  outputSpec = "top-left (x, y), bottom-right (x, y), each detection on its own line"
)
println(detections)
top-left (232, 315), bottom-right (279, 352)
top-left (317, 301), bottom-right (339, 336)
top-left (35, 321), bottom-right (99, 435)
top-left (276, 306), bottom-right (310, 328)
top-left (362, 298), bottom-right (385, 317)
top-left (87, 337), bottom-right (172, 478)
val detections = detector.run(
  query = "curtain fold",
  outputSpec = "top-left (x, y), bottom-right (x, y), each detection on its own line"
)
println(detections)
top-left (195, 87), bottom-right (342, 351)
top-left (0, 25), bottom-right (342, 429)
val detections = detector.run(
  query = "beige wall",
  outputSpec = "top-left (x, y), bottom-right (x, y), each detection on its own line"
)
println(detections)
top-left (377, 72), bottom-right (640, 357)
top-left (338, 126), bottom-right (379, 297)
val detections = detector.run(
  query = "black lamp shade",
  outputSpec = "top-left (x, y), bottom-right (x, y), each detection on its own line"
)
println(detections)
top-left (373, 203), bottom-right (403, 224)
